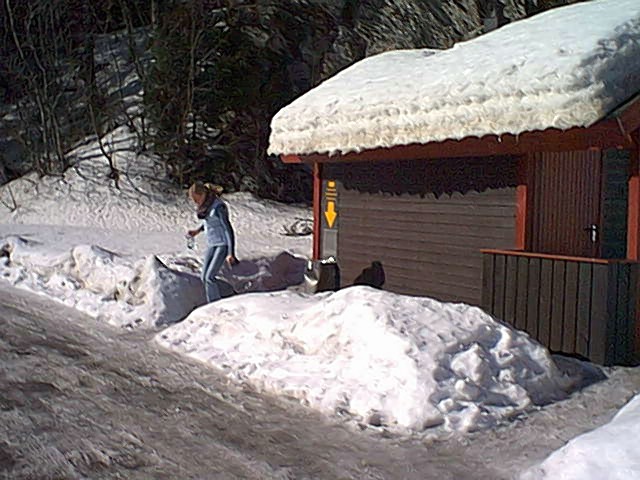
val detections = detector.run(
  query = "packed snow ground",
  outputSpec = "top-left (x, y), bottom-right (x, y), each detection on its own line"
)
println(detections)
top-left (269, 0), bottom-right (640, 156)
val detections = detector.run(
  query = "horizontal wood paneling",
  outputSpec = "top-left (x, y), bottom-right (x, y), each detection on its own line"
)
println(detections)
top-left (326, 157), bottom-right (518, 305)
top-left (341, 250), bottom-right (483, 281)
top-left (341, 214), bottom-right (515, 238)
top-left (340, 234), bottom-right (514, 258)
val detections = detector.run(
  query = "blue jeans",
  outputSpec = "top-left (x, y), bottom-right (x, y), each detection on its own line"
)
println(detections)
top-left (202, 245), bottom-right (228, 303)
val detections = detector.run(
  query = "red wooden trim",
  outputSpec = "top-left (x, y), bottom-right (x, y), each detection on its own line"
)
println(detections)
top-left (281, 154), bottom-right (302, 163)
top-left (297, 120), bottom-right (633, 164)
top-left (312, 162), bottom-right (322, 260)
top-left (480, 248), bottom-right (638, 265)
top-left (515, 155), bottom-right (528, 250)
top-left (628, 140), bottom-right (640, 261)
top-left (630, 134), bottom-right (640, 356)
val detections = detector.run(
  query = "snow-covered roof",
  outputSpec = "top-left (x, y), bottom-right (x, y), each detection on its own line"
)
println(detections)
top-left (268, 0), bottom-right (640, 156)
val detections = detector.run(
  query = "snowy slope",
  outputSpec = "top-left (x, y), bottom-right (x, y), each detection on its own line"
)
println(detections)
top-left (157, 286), bottom-right (581, 434)
top-left (269, 0), bottom-right (640, 156)
top-left (521, 393), bottom-right (640, 479)
top-left (0, 127), bottom-right (311, 260)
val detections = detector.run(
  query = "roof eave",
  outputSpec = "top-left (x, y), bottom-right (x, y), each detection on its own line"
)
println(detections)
top-left (279, 108), bottom-right (640, 164)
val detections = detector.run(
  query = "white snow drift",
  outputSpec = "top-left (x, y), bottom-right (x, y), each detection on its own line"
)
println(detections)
top-left (269, 0), bottom-right (640, 156)
top-left (521, 393), bottom-right (640, 480)
top-left (0, 234), bottom-right (307, 329)
top-left (1, 235), bottom-right (205, 328)
top-left (157, 286), bottom-right (578, 433)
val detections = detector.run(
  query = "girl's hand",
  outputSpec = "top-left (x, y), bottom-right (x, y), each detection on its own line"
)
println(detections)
top-left (226, 255), bottom-right (239, 266)
top-left (187, 229), bottom-right (201, 237)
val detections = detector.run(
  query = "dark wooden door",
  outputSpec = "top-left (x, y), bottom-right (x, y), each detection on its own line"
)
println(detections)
top-left (529, 151), bottom-right (602, 258)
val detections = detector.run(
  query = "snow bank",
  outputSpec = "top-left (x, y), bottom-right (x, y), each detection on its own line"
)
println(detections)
top-left (521, 394), bottom-right (640, 480)
top-left (1, 236), bottom-right (204, 328)
top-left (0, 235), bottom-right (307, 329)
top-left (157, 286), bottom-right (578, 433)
top-left (220, 252), bottom-right (307, 294)
top-left (269, 0), bottom-right (640, 156)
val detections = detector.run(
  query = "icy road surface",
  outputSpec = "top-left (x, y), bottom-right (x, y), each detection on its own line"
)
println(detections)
top-left (2, 286), bottom-right (640, 480)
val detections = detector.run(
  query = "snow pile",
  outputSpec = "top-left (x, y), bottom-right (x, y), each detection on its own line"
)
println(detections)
top-left (269, 0), bottom-right (640, 156)
top-left (157, 286), bottom-right (578, 433)
top-left (117, 255), bottom-right (206, 328)
top-left (0, 234), bottom-right (308, 329)
top-left (521, 394), bottom-right (640, 480)
top-left (1, 236), bottom-right (205, 328)
top-left (219, 252), bottom-right (307, 294)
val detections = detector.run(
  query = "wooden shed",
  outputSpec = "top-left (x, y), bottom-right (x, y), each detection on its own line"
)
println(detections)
top-left (269, 0), bottom-right (640, 364)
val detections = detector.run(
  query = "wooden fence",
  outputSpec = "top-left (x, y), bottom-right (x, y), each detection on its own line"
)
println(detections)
top-left (481, 249), bottom-right (639, 365)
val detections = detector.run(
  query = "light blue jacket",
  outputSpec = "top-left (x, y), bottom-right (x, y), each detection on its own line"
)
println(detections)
top-left (202, 199), bottom-right (236, 254)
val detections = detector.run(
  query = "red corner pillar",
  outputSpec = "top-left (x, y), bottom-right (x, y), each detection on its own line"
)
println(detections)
top-left (313, 162), bottom-right (322, 260)
top-left (627, 135), bottom-right (640, 359)
top-left (628, 139), bottom-right (640, 260)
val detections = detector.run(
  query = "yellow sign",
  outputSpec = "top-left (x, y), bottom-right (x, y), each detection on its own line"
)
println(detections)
top-left (325, 201), bottom-right (337, 228)
top-left (324, 180), bottom-right (338, 228)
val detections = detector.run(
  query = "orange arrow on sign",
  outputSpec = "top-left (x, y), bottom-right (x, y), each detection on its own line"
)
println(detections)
top-left (324, 201), bottom-right (337, 228)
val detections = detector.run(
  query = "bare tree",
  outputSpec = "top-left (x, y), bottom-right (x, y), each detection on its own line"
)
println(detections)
top-left (145, 0), bottom-right (226, 185)
top-left (2, 0), bottom-right (154, 184)
top-left (117, 0), bottom-right (152, 151)
top-left (4, 0), bottom-right (76, 174)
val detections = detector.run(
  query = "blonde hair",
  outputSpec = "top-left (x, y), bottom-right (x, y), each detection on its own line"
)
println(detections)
top-left (188, 181), bottom-right (223, 199)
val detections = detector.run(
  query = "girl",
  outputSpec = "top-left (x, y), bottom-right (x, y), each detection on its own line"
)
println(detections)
top-left (187, 182), bottom-right (238, 302)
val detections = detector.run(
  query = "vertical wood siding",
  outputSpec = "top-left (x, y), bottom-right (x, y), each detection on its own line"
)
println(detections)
top-left (482, 251), bottom-right (639, 365)
top-left (324, 157), bottom-right (517, 305)
top-left (529, 151), bottom-right (602, 257)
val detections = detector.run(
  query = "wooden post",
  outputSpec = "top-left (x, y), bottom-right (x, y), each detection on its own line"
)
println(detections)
top-left (515, 154), bottom-right (529, 250)
top-left (628, 134), bottom-right (640, 360)
top-left (628, 141), bottom-right (640, 260)
top-left (313, 162), bottom-right (322, 260)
